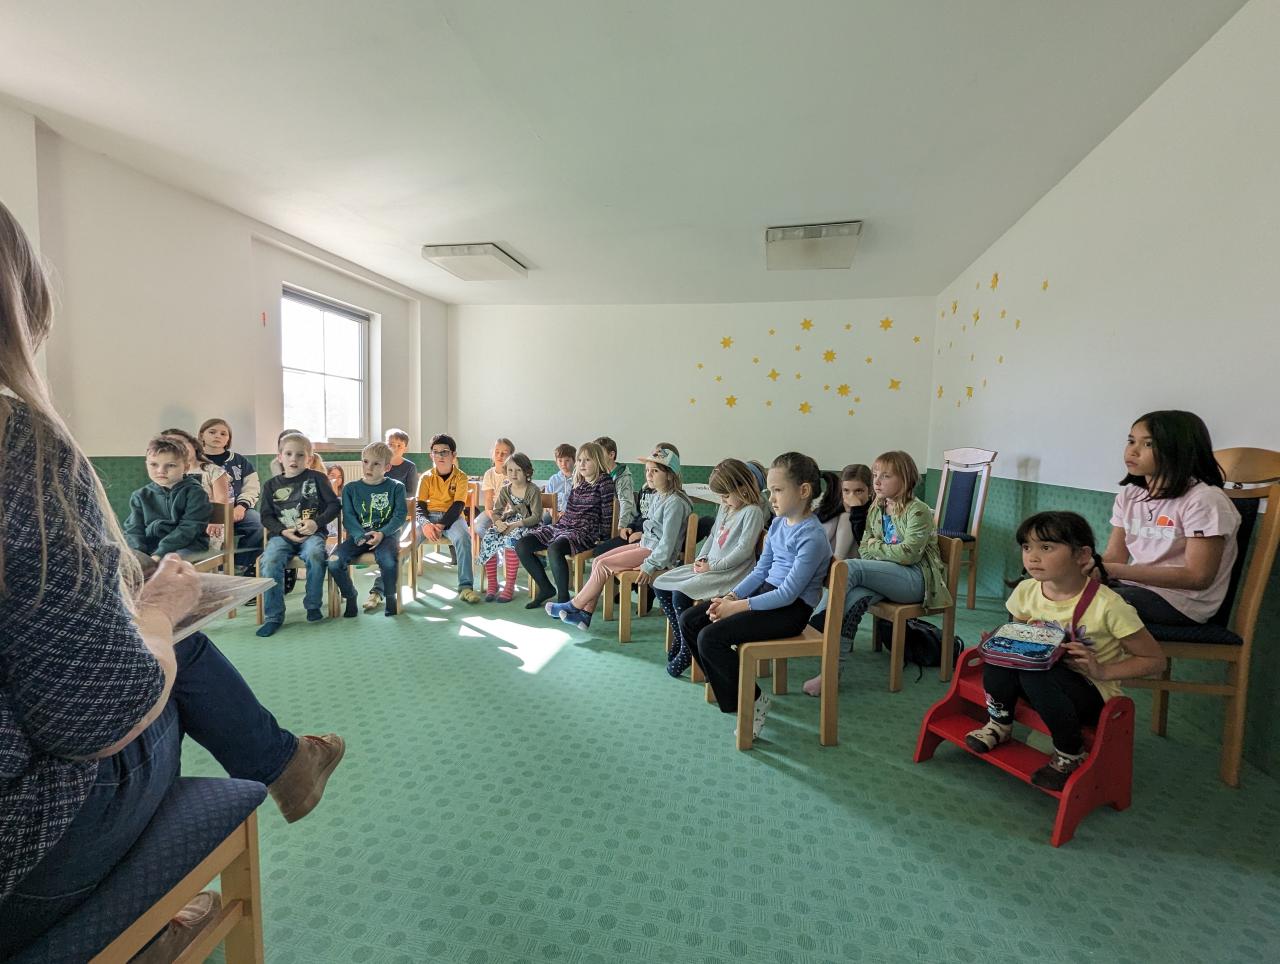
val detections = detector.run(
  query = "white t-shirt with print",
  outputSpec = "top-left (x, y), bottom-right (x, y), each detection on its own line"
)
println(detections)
top-left (1110, 481), bottom-right (1240, 623)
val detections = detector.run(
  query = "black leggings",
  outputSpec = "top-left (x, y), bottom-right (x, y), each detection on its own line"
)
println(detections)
top-left (516, 535), bottom-right (574, 602)
top-left (683, 584), bottom-right (813, 713)
top-left (1110, 583), bottom-right (1198, 627)
top-left (982, 662), bottom-right (1105, 755)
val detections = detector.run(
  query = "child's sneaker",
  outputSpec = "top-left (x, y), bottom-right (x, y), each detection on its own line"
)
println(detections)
top-left (305, 608), bottom-right (323, 622)
top-left (363, 590), bottom-right (383, 613)
top-left (545, 600), bottom-right (576, 619)
top-left (256, 620), bottom-right (282, 638)
top-left (343, 595), bottom-right (359, 618)
top-left (1031, 748), bottom-right (1087, 791)
top-left (559, 607), bottom-right (592, 632)
top-left (964, 719), bottom-right (1013, 754)
top-left (458, 587), bottom-right (482, 604)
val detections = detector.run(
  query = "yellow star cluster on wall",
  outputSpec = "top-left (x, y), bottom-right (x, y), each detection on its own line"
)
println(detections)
top-left (865, 355), bottom-right (873, 364)
top-left (725, 395), bottom-right (737, 408)
top-left (990, 272), bottom-right (1000, 290)
top-left (913, 335), bottom-right (921, 343)
top-left (879, 317), bottom-right (893, 330)
top-left (823, 349), bottom-right (836, 362)
top-left (800, 318), bottom-right (813, 331)
top-left (721, 336), bottom-right (733, 349)
top-left (799, 401), bottom-right (812, 414)
top-left (888, 378), bottom-right (901, 391)
top-left (767, 368), bottom-right (780, 381)
top-left (837, 384), bottom-right (850, 397)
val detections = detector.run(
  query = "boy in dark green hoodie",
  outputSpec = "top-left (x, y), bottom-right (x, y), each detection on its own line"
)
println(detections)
top-left (124, 435), bottom-right (212, 559)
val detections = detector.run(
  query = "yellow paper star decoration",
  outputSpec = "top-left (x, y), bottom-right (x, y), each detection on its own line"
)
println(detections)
top-left (715, 375), bottom-right (722, 382)
top-left (937, 385), bottom-right (944, 399)
top-left (865, 356), bottom-right (873, 364)
top-left (847, 409), bottom-right (855, 416)
top-left (951, 300), bottom-right (958, 314)
top-left (823, 349), bottom-right (836, 363)
top-left (879, 317), bottom-right (893, 331)
top-left (966, 386), bottom-right (974, 398)
top-left (1042, 279), bottom-right (1050, 291)
top-left (801, 318), bottom-right (813, 331)
top-left (689, 397), bottom-right (696, 404)
top-left (913, 335), bottom-right (921, 344)
top-left (766, 400), bottom-right (773, 407)
top-left (752, 356), bottom-right (760, 364)
top-left (768, 327), bottom-right (776, 336)
top-left (846, 322), bottom-right (853, 330)
top-left (799, 401), bottom-right (812, 414)
top-left (823, 384), bottom-right (830, 392)
top-left (972, 308), bottom-right (980, 323)
top-left (720, 336), bottom-right (733, 349)
top-left (696, 362), bottom-right (703, 369)
top-left (1015, 318), bottom-right (1022, 329)
top-left (990, 272), bottom-right (1000, 290)
top-left (836, 384), bottom-right (850, 397)
top-left (725, 395), bottom-right (737, 408)
top-left (888, 378), bottom-right (902, 391)
top-left (854, 395), bottom-right (861, 403)
top-left (1000, 309), bottom-right (1007, 319)
top-left (794, 372), bottom-right (802, 380)
top-left (982, 378), bottom-right (988, 388)
top-left (767, 368), bottom-right (780, 381)
top-left (997, 354), bottom-right (1005, 364)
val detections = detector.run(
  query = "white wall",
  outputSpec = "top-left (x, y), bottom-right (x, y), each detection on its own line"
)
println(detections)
top-left (927, 0), bottom-right (1279, 491)
top-left (29, 123), bottom-right (447, 456)
top-left (0, 100), bottom-right (39, 244)
top-left (449, 297), bottom-right (936, 467)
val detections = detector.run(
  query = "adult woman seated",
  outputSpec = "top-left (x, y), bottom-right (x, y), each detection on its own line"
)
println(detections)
top-left (1101, 410), bottom-right (1241, 626)
top-left (0, 202), bottom-right (345, 958)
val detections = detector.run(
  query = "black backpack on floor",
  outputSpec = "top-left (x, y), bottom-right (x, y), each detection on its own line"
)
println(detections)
top-left (874, 618), bottom-right (963, 681)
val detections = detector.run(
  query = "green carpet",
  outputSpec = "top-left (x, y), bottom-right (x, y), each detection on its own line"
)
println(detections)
top-left (186, 562), bottom-right (1280, 963)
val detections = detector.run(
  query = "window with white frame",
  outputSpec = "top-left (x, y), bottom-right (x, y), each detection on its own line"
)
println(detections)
top-left (280, 289), bottom-right (368, 447)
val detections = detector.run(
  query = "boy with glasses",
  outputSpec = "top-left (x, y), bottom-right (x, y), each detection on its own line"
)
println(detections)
top-left (416, 434), bottom-right (482, 604)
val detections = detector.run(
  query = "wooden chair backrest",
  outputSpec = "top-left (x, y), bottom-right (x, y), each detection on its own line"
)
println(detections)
top-left (1214, 447), bottom-right (1280, 645)
top-left (933, 447), bottom-right (997, 538)
top-left (817, 560), bottom-right (850, 644)
top-left (934, 534), bottom-right (963, 600)
top-left (681, 514), bottom-right (699, 564)
top-left (609, 498), bottom-right (620, 538)
top-left (541, 492), bottom-right (560, 522)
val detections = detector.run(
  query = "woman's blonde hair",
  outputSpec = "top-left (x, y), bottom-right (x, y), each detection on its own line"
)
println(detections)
top-left (573, 441), bottom-right (610, 486)
top-left (708, 458), bottom-right (766, 512)
top-left (0, 201), bottom-right (140, 603)
top-left (872, 450), bottom-right (921, 513)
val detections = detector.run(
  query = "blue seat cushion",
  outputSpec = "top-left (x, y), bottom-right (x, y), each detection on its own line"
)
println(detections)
top-left (1147, 623), bottom-right (1243, 646)
top-left (11, 777), bottom-right (266, 964)
top-left (938, 529), bottom-right (976, 542)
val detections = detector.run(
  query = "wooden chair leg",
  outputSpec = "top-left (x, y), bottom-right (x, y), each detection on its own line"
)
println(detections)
top-left (221, 812), bottom-right (265, 964)
top-left (736, 660), bottom-right (755, 750)
top-left (602, 576), bottom-right (616, 622)
top-left (819, 625), bottom-right (841, 747)
top-left (888, 616), bottom-right (906, 692)
top-left (573, 555), bottom-right (586, 593)
top-left (1150, 663), bottom-right (1171, 735)
top-left (618, 576), bottom-right (633, 643)
top-left (966, 542), bottom-right (978, 610)
top-left (773, 658), bottom-right (788, 694)
top-left (756, 659), bottom-right (771, 678)
top-left (637, 584), bottom-right (651, 616)
top-left (691, 658), bottom-right (705, 684)
top-left (1220, 661), bottom-right (1246, 788)
top-left (704, 682), bottom-right (715, 703)
top-left (664, 620), bottom-right (673, 655)
top-left (939, 604), bottom-right (957, 682)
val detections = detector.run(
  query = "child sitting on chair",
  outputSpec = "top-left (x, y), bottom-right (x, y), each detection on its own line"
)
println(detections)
top-left (329, 441), bottom-right (407, 617)
top-left (416, 434), bottom-right (482, 604)
top-left (965, 511), bottom-right (1165, 789)
top-left (543, 442), bottom-right (576, 522)
top-left (549, 446), bottom-right (691, 631)
top-left (478, 452), bottom-right (543, 601)
top-left (124, 435), bottom-right (212, 560)
top-left (257, 432), bottom-right (341, 636)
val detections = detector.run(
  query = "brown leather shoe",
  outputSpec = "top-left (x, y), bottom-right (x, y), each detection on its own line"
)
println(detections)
top-left (130, 891), bottom-right (221, 963)
top-left (268, 733), bottom-right (346, 823)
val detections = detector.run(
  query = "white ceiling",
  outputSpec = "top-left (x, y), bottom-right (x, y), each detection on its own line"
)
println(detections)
top-left (0, 0), bottom-right (1246, 306)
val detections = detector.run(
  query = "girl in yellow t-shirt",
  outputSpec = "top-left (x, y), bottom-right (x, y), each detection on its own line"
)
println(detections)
top-left (965, 512), bottom-right (1166, 790)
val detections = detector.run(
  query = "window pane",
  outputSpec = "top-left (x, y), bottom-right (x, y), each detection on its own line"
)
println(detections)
top-left (325, 375), bottom-right (362, 439)
top-left (323, 312), bottom-right (361, 379)
top-left (283, 369), bottom-right (327, 442)
top-left (281, 298), bottom-right (325, 372)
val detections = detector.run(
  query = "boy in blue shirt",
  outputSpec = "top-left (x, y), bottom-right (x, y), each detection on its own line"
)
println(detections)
top-left (542, 442), bottom-right (576, 522)
top-left (329, 441), bottom-right (408, 616)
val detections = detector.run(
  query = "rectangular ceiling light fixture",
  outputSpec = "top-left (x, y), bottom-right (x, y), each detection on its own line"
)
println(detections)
top-left (765, 220), bottom-right (862, 270)
top-left (420, 242), bottom-right (528, 281)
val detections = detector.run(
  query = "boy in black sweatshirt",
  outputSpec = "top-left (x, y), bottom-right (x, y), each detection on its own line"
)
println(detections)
top-left (124, 435), bottom-right (212, 559)
top-left (257, 432), bottom-right (340, 637)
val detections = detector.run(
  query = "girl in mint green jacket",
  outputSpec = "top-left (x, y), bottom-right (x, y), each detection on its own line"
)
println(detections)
top-left (803, 450), bottom-right (952, 697)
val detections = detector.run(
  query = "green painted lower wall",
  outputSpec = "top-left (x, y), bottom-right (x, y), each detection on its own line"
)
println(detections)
top-left (88, 454), bottom-right (1280, 777)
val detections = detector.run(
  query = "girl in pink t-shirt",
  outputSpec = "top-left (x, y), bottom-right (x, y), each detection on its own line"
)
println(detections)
top-left (1101, 410), bottom-right (1240, 625)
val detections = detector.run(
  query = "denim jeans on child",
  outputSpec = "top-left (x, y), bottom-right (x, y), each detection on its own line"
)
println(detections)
top-left (329, 537), bottom-right (399, 601)
top-left (422, 511), bottom-right (473, 589)
top-left (0, 632), bottom-right (296, 955)
top-left (260, 533), bottom-right (328, 620)
top-left (232, 507), bottom-right (263, 572)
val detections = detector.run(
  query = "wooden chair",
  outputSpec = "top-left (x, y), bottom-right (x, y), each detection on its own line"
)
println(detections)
top-left (607, 514), bottom-right (700, 644)
top-left (868, 535), bottom-right (963, 692)
top-left (328, 495), bottom-right (418, 617)
top-left (192, 501), bottom-right (236, 575)
top-left (10, 778), bottom-right (266, 964)
top-left (932, 447), bottom-right (997, 609)
top-left (722, 559), bottom-right (848, 750)
top-left (1124, 446), bottom-right (1280, 787)
top-left (916, 649), bottom-right (1133, 846)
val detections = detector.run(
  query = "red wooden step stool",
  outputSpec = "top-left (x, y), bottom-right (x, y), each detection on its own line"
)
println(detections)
top-left (915, 648), bottom-right (1135, 846)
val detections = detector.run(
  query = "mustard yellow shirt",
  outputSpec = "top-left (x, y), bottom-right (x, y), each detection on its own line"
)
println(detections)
top-left (416, 469), bottom-right (467, 514)
top-left (1006, 579), bottom-right (1145, 700)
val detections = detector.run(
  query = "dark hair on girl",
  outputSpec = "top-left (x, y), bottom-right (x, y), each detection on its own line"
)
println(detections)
top-left (1120, 410), bottom-right (1224, 499)
top-left (770, 452), bottom-right (822, 507)
top-left (1009, 511), bottom-right (1108, 588)
top-left (507, 452), bottom-right (535, 479)
top-left (814, 470), bottom-right (844, 522)
top-left (162, 427), bottom-right (209, 468)
top-left (841, 463), bottom-right (873, 489)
